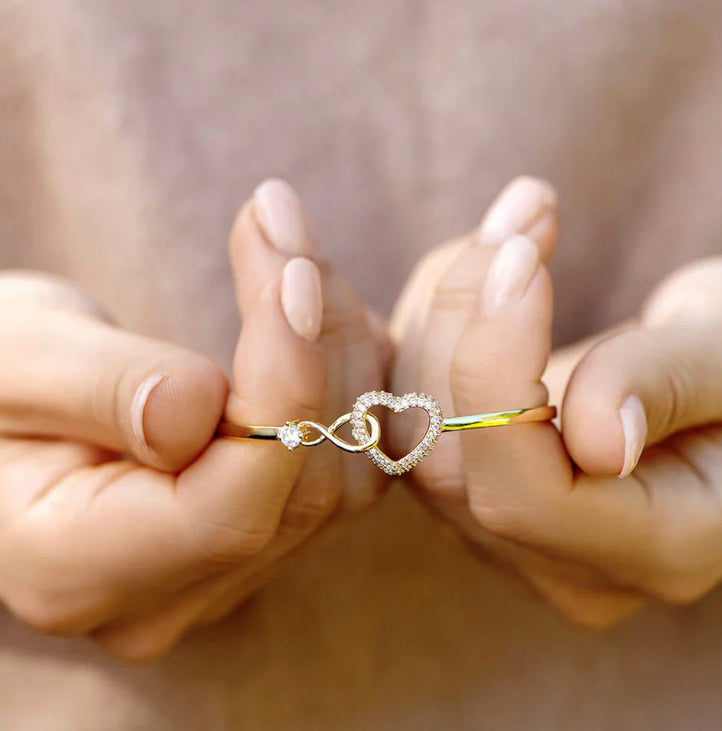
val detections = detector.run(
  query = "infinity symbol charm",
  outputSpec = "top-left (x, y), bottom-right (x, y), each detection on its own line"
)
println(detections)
top-left (298, 412), bottom-right (381, 453)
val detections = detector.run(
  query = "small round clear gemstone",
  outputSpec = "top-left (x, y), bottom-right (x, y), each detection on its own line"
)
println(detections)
top-left (278, 423), bottom-right (303, 450)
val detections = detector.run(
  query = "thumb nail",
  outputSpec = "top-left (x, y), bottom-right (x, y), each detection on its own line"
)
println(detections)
top-left (618, 394), bottom-right (647, 478)
top-left (131, 372), bottom-right (169, 449)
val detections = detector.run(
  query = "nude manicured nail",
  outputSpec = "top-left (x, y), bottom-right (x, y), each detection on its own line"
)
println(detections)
top-left (482, 235), bottom-right (540, 315)
top-left (253, 178), bottom-right (311, 255)
top-left (618, 394), bottom-right (647, 478)
top-left (479, 176), bottom-right (557, 246)
top-left (281, 257), bottom-right (323, 342)
top-left (131, 372), bottom-right (169, 448)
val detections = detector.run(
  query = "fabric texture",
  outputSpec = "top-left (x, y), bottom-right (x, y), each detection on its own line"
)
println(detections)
top-left (1, 1), bottom-right (722, 728)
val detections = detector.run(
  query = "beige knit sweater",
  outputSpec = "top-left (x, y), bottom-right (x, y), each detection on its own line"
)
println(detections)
top-left (1, 1), bottom-right (722, 728)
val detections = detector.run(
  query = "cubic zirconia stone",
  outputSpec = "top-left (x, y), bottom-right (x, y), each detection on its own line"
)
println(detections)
top-left (278, 423), bottom-right (303, 450)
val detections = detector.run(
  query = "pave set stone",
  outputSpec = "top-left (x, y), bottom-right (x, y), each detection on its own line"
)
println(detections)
top-left (350, 391), bottom-right (443, 475)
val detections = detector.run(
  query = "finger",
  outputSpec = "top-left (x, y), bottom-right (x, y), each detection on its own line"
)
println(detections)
top-left (530, 427), bottom-right (722, 604)
top-left (0, 270), bottom-right (113, 321)
top-left (0, 305), bottom-right (228, 473)
top-left (232, 179), bottom-right (384, 513)
top-left (393, 177), bottom-right (558, 493)
top-left (391, 176), bottom-right (558, 357)
top-left (390, 239), bottom-right (468, 407)
top-left (543, 319), bottom-right (638, 413)
top-left (451, 235), bottom-right (571, 512)
top-left (563, 257), bottom-right (722, 477)
top-left (91, 582), bottom-right (218, 663)
top-left (366, 308), bottom-right (393, 379)
top-left (523, 570), bottom-right (646, 629)
top-left (562, 318), bottom-right (722, 477)
top-left (230, 179), bottom-right (313, 318)
top-left (90, 545), bottom-right (286, 664)
top-left (317, 266), bottom-right (386, 512)
top-left (641, 256), bottom-right (722, 328)
top-left (180, 255), bottom-right (326, 555)
top-left (478, 175), bottom-right (559, 261)
top-left (418, 475), bottom-right (646, 628)
top-left (391, 175), bottom-right (558, 365)
top-left (92, 516), bottom-right (342, 662)
top-left (191, 515), bottom-right (343, 624)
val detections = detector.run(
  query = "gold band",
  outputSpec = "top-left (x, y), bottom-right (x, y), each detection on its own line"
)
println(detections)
top-left (216, 391), bottom-right (556, 475)
top-left (217, 424), bottom-right (280, 440)
top-left (440, 405), bottom-right (557, 431)
top-left (218, 406), bottom-right (557, 439)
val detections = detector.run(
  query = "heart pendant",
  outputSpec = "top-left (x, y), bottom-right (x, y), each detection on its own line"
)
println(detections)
top-left (350, 391), bottom-right (444, 475)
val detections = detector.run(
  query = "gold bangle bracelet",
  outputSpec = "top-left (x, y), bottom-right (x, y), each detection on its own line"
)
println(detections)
top-left (216, 390), bottom-right (557, 476)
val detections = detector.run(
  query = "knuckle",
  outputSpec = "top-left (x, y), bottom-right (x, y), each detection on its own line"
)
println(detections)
top-left (321, 307), bottom-right (370, 347)
top-left (0, 272), bottom-right (108, 319)
top-left (82, 361), bottom-right (125, 440)
top-left (643, 540), bottom-right (714, 606)
top-left (255, 360), bottom-right (326, 422)
top-left (430, 284), bottom-right (477, 314)
top-left (450, 345), bottom-right (548, 406)
top-left (536, 580), bottom-right (639, 630)
top-left (315, 272), bottom-right (371, 347)
top-left (280, 491), bottom-right (339, 533)
top-left (647, 571), bottom-right (711, 606)
top-left (468, 501), bottom-right (531, 542)
top-left (194, 520), bottom-right (276, 566)
top-left (184, 352), bottom-right (229, 400)
top-left (657, 355), bottom-right (698, 437)
top-left (409, 238), bottom-right (466, 286)
top-left (650, 582), bottom-right (703, 606)
top-left (449, 360), bottom-right (497, 404)
top-left (550, 597), bottom-right (621, 630)
top-left (291, 391), bottom-right (329, 422)
top-left (11, 593), bottom-right (95, 637)
top-left (449, 346), bottom-right (498, 396)
top-left (98, 632), bottom-right (176, 665)
top-left (415, 462), bottom-right (467, 502)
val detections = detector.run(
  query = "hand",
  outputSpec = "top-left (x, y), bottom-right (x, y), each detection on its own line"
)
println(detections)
top-left (0, 179), bottom-right (386, 661)
top-left (391, 176), bottom-right (722, 627)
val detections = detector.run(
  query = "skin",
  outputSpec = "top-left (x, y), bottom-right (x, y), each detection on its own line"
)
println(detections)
top-left (391, 176), bottom-right (722, 627)
top-left (2, 175), bottom-right (721, 660)
top-left (0, 187), bottom-right (386, 662)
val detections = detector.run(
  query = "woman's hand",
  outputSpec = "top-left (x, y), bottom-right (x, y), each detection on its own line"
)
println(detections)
top-left (391, 176), bottom-right (722, 628)
top-left (0, 179), bottom-right (386, 661)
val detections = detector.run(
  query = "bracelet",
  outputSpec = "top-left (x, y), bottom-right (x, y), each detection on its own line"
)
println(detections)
top-left (217, 390), bottom-right (556, 476)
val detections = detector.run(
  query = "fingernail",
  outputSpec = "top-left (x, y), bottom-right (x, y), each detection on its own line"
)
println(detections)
top-left (281, 257), bottom-right (323, 342)
top-left (618, 394), bottom-right (647, 478)
top-left (131, 372), bottom-right (169, 448)
top-left (479, 176), bottom-right (557, 246)
top-left (253, 178), bottom-right (311, 255)
top-left (482, 235), bottom-right (539, 315)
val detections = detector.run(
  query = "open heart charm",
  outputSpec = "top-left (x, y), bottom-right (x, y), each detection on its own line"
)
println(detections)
top-left (350, 391), bottom-right (444, 475)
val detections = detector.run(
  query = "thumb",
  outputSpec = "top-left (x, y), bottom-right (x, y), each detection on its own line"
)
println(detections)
top-left (0, 298), bottom-right (228, 472)
top-left (562, 319), bottom-right (722, 477)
